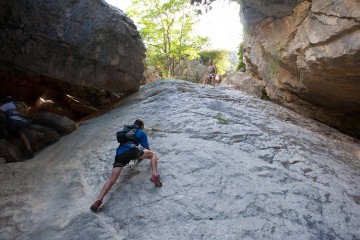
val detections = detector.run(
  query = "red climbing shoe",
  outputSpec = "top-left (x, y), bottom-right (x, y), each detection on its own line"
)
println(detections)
top-left (150, 175), bottom-right (162, 187)
top-left (90, 200), bottom-right (102, 212)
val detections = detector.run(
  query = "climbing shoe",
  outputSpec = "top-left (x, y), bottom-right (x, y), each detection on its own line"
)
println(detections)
top-left (90, 200), bottom-right (102, 212)
top-left (150, 175), bottom-right (162, 187)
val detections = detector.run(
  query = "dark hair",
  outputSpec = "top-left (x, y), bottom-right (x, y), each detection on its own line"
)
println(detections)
top-left (134, 119), bottom-right (144, 127)
top-left (1, 96), bottom-right (14, 104)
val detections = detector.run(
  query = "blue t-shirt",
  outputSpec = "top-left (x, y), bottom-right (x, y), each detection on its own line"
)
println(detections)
top-left (0, 102), bottom-right (27, 122)
top-left (116, 129), bottom-right (149, 156)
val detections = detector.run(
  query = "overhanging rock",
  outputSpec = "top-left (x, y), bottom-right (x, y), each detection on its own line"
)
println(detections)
top-left (0, 0), bottom-right (146, 94)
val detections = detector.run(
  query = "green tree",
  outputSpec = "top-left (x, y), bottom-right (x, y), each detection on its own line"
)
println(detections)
top-left (128, 0), bottom-right (208, 78)
top-left (236, 42), bottom-right (246, 71)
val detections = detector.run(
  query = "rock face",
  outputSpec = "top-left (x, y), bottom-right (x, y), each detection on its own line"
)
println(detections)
top-left (221, 71), bottom-right (265, 98)
top-left (174, 58), bottom-right (207, 83)
top-left (0, 0), bottom-right (145, 94)
top-left (0, 80), bottom-right (359, 239)
top-left (240, 0), bottom-right (360, 138)
top-left (143, 66), bottom-right (161, 84)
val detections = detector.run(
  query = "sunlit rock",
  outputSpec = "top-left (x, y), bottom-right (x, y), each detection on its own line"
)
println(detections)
top-left (240, 0), bottom-right (360, 138)
top-left (0, 80), bottom-right (359, 239)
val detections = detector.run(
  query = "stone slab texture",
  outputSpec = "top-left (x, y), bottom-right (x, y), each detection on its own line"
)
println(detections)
top-left (239, 0), bottom-right (360, 138)
top-left (1, 80), bottom-right (359, 239)
top-left (0, 0), bottom-right (145, 94)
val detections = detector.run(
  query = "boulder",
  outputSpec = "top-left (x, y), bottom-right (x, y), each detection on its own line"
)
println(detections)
top-left (28, 124), bottom-right (61, 150)
top-left (221, 71), bottom-right (265, 98)
top-left (174, 58), bottom-right (207, 83)
top-left (0, 124), bottom-right (60, 163)
top-left (70, 103), bottom-right (99, 115)
top-left (143, 67), bottom-right (161, 84)
top-left (10, 124), bottom-right (61, 150)
top-left (32, 112), bottom-right (76, 135)
top-left (0, 0), bottom-right (146, 94)
top-left (240, 0), bottom-right (360, 138)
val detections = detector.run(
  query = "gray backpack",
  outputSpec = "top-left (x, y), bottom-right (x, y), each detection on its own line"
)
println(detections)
top-left (116, 124), bottom-right (140, 144)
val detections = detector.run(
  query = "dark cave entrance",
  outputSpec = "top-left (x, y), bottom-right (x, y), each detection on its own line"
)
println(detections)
top-left (0, 72), bottom-right (123, 122)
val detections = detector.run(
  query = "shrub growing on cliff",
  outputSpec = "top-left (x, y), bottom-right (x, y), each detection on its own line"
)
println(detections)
top-left (236, 42), bottom-right (246, 71)
top-left (214, 113), bottom-right (228, 124)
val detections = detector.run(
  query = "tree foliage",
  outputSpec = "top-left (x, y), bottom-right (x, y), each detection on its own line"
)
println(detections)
top-left (190, 0), bottom-right (217, 13)
top-left (236, 42), bottom-right (246, 71)
top-left (128, 0), bottom-right (208, 78)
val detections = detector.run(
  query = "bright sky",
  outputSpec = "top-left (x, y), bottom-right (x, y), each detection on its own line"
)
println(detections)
top-left (105, 0), bottom-right (243, 52)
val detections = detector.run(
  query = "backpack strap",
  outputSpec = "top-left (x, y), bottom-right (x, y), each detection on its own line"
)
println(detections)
top-left (128, 124), bottom-right (141, 144)
top-left (117, 124), bottom-right (141, 144)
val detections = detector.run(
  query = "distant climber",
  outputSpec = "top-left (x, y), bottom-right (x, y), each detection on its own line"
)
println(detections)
top-left (0, 96), bottom-right (34, 159)
top-left (90, 119), bottom-right (162, 212)
top-left (203, 59), bottom-right (217, 88)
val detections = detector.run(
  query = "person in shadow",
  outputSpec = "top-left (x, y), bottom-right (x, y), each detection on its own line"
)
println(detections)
top-left (0, 96), bottom-right (34, 159)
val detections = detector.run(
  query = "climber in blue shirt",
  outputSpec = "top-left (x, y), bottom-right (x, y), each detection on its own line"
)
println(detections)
top-left (90, 119), bottom-right (162, 212)
top-left (115, 129), bottom-right (149, 156)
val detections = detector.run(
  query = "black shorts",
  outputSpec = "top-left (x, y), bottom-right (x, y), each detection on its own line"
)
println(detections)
top-left (113, 148), bottom-right (144, 168)
top-left (7, 119), bottom-right (29, 134)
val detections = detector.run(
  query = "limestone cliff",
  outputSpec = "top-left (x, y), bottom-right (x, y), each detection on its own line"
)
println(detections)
top-left (0, 0), bottom-right (145, 94)
top-left (0, 80), bottom-right (359, 239)
top-left (240, 0), bottom-right (360, 138)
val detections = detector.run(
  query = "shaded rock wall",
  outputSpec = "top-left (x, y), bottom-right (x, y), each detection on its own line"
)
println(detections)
top-left (240, 0), bottom-right (360, 138)
top-left (0, 0), bottom-right (145, 94)
top-left (0, 112), bottom-right (76, 163)
top-left (0, 73), bottom-right (122, 120)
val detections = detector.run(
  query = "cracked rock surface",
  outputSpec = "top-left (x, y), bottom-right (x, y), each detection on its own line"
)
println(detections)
top-left (1, 80), bottom-right (360, 239)
top-left (240, 0), bottom-right (360, 138)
